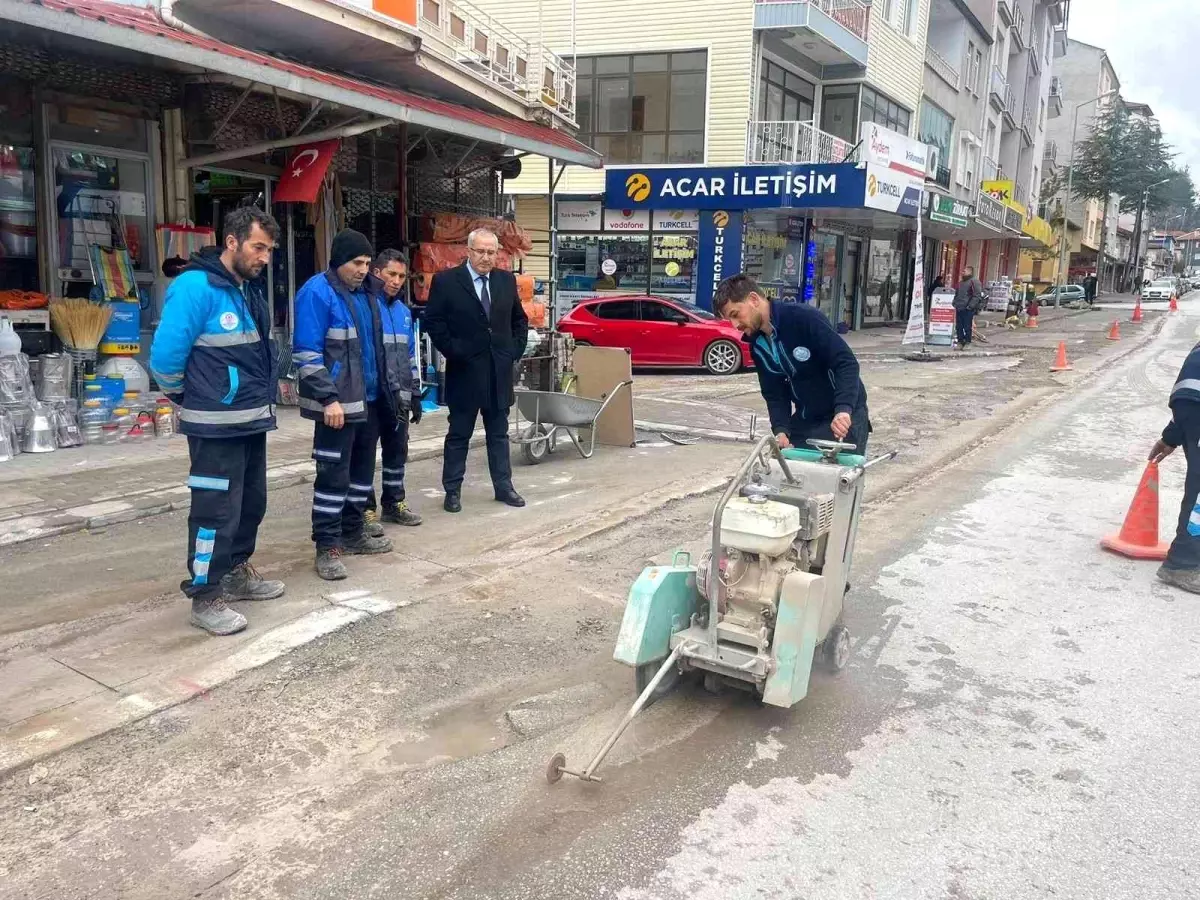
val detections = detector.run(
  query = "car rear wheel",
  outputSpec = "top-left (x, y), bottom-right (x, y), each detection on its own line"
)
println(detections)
top-left (703, 339), bottom-right (742, 375)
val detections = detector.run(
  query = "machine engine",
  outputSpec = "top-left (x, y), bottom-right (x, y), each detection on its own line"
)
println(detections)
top-left (696, 481), bottom-right (837, 654)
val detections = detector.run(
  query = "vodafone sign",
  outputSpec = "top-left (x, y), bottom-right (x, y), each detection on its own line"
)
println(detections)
top-left (603, 208), bottom-right (650, 232)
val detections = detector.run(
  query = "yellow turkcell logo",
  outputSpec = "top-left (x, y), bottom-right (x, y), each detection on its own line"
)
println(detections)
top-left (867, 174), bottom-right (878, 196)
top-left (625, 173), bottom-right (651, 202)
top-left (713, 210), bottom-right (730, 227)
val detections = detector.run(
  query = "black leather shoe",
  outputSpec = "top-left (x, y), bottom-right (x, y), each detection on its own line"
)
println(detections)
top-left (494, 486), bottom-right (526, 508)
top-left (443, 491), bottom-right (462, 513)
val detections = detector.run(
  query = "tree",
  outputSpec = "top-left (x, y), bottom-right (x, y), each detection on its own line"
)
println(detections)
top-left (1070, 105), bottom-right (1133, 286)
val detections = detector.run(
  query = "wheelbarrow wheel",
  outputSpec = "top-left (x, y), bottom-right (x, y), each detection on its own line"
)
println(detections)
top-left (521, 424), bottom-right (554, 465)
top-left (634, 659), bottom-right (681, 707)
top-left (822, 625), bottom-right (851, 673)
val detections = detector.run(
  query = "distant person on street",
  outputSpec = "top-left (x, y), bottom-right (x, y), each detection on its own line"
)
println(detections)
top-left (149, 206), bottom-right (285, 637)
top-left (953, 266), bottom-right (984, 349)
top-left (1149, 344), bottom-right (1200, 593)
top-left (362, 249), bottom-right (423, 531)
top-left (423, 228), bottom-right (529, 513)
top-left (1084, 273), bottom-right (1098, 305)
top-left (293, 229), bottom-right (411, 580)
top-left (714, 272), bottom-right (870, 453)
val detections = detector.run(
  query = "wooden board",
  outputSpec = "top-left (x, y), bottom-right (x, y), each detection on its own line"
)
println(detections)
top-left (572, 346), bottom-right (635, 448)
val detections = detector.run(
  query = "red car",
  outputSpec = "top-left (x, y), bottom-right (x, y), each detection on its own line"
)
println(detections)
top-left (557, 295), bottom-right (754, 375)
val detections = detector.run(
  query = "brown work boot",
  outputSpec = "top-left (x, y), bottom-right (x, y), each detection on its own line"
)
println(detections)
top-left (1156, 564), bottom-right (1200, 594)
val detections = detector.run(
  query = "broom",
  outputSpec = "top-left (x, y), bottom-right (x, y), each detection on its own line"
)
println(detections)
top-left (49, 298), bottom-right (112, 351)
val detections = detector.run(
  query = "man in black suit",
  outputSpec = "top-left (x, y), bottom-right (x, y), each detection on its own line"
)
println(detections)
top-left (424, 228), bottom-right (529, 513)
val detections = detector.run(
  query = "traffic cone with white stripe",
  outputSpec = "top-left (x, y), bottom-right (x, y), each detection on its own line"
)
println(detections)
top-left (1132, 299), bottom-right (1145, 324)
top-left (1170, 295), bottom-right (1179, 312)
top-left (1050, 341), bottom-right (1072, 371)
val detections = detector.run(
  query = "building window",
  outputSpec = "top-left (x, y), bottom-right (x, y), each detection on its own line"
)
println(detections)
top-left (918, 101), bottom-right (954, 189)
top-left (956, 136), bottom-right (977, 188)
top-left (860, 85), bottom-right (911, 135)
top-left (901, 0), bottom-right (918, 36)
top-left (758, 60), bottom-right (815, 123)
top-left (966, 42), bottom-right (982, 95)
top-left (821, 84), bottom-right (860, 142)
top-left (421, 0), bottom-right (439, 24)
top-left (574, 52), bottom-right (707, 165)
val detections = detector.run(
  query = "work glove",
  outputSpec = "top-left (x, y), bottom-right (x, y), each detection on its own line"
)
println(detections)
top-left (410, 402), bottom-right (423, 425)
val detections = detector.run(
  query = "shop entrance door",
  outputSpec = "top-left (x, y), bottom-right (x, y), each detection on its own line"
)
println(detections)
top-left (841, 238), bottom-right (862, 331)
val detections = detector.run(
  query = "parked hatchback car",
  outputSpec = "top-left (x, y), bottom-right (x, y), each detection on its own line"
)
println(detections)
top-left (1142, 278), bottom-right (1178, 301)
top-left (557, 295), bottom-right (755, 375)
top-left (1037, 284), bottom-right (1087, 305)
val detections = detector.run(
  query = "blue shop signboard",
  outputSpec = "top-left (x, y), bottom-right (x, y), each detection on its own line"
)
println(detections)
top-left (695, 210), bottom-right (745, 310)
top-left (605, 164), bottom-right (867, 211)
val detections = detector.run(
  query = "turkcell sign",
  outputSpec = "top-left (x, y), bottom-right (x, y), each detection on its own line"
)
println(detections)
top-left (605, 164), bottom-right (866, 211)
top-left (695, 210), bottom-right (744, 311)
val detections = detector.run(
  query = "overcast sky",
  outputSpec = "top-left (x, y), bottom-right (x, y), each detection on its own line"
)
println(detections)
top-left (1068, 0), bottom-right (1200, 181)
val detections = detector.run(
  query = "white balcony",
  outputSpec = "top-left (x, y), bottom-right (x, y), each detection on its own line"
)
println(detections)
top-left (1020, 104), bottom-right (1035, 145)
top-left (1053, 26), bottom-right (1068, 58)
top-left (754, 0), bottom-right (870, 71)
top-left (747, 120), bottom-right (858, 165)
top-left (989, 66), bottom-right (1008, 112)
top-left (997, 0), bottom-right (1014, 26)
top-left (417, 0), bottom-right (577, 124)
top-left (1043, 141), bottom-right (1058, 167)
top-left (1010, 4), bottom-right (1027, 50)
top-left (1048, 76), bottom-right (1064, 117)
top-left (925, 46), bottom-right (960, 90)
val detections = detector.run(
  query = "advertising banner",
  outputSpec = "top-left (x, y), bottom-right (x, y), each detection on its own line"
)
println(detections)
top-left (695, 210), bottom-right (744, 311)
top-left (902, 193), bottom-right (927, 345)
top-left (605, 164), bottom-right (867, 211)
top-left (603, 208), bottom-right (650, 232)
top-left (929, 289), bottom-right (956, 345)
top-left (864, 163), bottom-right (922, 217)
top-left (556, 199), bottom-right (602, 231)
top-left (860, 122), bottom-right (932, 180)
top-left (652, 209), bottom-right (700, 231)
top-left (975, 192), bottom-right (1005, 232)
top-left (928, 193), bottom-right (973, 228)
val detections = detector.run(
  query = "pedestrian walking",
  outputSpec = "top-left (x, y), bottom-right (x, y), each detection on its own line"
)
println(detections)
top-left (953, 266), bottom-right (984, 349)
top-left (362, 249), bottom-right (423, 532)
top-left (423, 228), bottom-right (529, 513)
top-left (1084, 273), bottom-right (1098, 305)
top-left (714, 272), bottom-right (871, 453)
top-left (293, 229), bottom-right (411, 581)
top-left (149, 207), bottom-right (285, 636)
top-left (1149, 344), bottom-right (1200, 593)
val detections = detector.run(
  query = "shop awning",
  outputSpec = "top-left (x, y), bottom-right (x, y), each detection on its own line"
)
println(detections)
top-left (0, 0), bottom-right (601, 168)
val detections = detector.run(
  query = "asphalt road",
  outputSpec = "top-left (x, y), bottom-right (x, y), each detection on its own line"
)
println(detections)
top-left (1, 308), bottom-right (1196, 899)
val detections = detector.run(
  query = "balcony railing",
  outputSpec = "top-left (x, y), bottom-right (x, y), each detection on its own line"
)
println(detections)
top-left (1015, 181), bottom-right (1029, 206)
top-left (755, 0), bottom-right (871, 42)
top-left (1044, 140), bottom-right (1058, 165)
top-left (990, 66), bottom-right (1008, 108)
top-left (747, 119), bottom-right (858, 165)
top-left (997, 0), bottom-right (1013, 25)
top-left (1011, 4), bottom-right (1026, 48)
top-left (932, 165), bottom-right (952, 191)
top-left (1021, 103), bottom-right (1035, 138)
top-left (983, 156), bottom-right (1000, 182)
top-left (925, 45), bottom-right (960, 89)
top-left (417, 0), bottom-right (576, 123)
top-left (1005, 85), bottom-right (1017, 114)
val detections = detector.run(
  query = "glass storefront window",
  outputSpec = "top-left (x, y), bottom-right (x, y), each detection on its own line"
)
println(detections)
top-left (651, 234), bottom-right (697, 297)
top-left (744, 211), bottom-right (802, 302)
top-left (811, 230), bottom-right (841, 323)
top-left (0, 82), bottom-right (37, 291)
top-left (53, 147), bottom-right (152, 274)
top-left (558, 233), bottom-right (649, 294)
top-left (863, 236), bottom-right (904, 325)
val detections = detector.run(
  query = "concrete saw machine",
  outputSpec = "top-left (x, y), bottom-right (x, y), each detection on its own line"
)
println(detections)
top-left (547, 435), bottom-right (894, 784)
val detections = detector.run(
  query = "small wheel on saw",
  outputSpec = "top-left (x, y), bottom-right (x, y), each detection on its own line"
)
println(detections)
top-left (823, 625), bottom-right (851, 673)
top-left (546, 752), bottom-right (567, 785)
top-left (635, 660), bottom-right (682, 707)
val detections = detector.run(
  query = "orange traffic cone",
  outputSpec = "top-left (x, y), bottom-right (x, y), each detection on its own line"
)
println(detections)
top-left (1106, 320), bottom-right (1121, 341)
top-left (1132, 300), bottom-right (1144, 324)
top-left (1170, 295), bottom-right (1179, 312)
top-left (1026, 315), bottom-right (1038, 328)
top-left (1050, 340), bottom-right (1072, 371)
top-left (1100, 462), bottom-right (1170, 560)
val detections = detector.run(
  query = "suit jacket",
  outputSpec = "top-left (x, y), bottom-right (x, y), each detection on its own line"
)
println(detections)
top-left (424, 263), bottom-right (529, 411)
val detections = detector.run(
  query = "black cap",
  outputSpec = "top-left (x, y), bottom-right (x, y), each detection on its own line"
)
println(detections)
top-left (330, 229), bottom-right (374, 270)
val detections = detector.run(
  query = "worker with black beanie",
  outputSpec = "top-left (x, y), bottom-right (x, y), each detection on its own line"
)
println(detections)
top-left (293, 228), bottom-right (412, 580)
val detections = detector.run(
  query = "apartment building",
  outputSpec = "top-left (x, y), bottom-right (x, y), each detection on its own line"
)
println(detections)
top-left (479, 0), bottom-right (943, 328)
top-left (917, 0), bottom-right (1064, 299)
top-left (1043, 38), bottom-right (1122, 286)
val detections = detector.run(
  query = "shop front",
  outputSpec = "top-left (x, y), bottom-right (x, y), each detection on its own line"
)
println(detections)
top-left (601, 134), bottom-right (927, 331)
top-left (554, 200), bottom-right (699, 316)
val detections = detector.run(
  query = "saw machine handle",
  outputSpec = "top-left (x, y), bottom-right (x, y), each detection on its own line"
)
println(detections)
top-left (838, 450), bottom-right (898, 489)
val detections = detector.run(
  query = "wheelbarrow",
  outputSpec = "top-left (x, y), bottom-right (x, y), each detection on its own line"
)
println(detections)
top-left (512, 381), bottom-right (633, 465)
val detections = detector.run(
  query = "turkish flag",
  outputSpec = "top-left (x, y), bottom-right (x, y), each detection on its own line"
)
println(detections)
top-left (274, 139), bottom-right (339, 203)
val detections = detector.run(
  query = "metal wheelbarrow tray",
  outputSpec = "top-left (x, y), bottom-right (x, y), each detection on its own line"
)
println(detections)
top-left (512, 381), bottom-right (632, 464)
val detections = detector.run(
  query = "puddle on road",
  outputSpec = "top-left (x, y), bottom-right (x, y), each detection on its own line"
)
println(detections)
top-left (386, 706), bottom-right (511, 770)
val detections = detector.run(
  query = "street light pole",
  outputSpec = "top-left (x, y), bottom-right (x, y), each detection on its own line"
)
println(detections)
top-left (1055, 90), bottom-right (1118, 306)
top-left (1132, 176), bottom-right (1171, 293)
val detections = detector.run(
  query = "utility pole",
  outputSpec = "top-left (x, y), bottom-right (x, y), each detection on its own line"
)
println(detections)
top-left (1132, 176), bottom-right (1171, 292)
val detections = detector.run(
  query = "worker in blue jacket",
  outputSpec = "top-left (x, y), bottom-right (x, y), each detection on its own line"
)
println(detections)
top-left (714, 273), bottom-right (871, 453)
top-left (293, 229), bottom-right (411, 581)
top-left (150, 206), bottom-right (285, 637)
top-left (1149, 343), bottom-right (1200, 593)
top-left (362, 249), bottom-right (423, 530)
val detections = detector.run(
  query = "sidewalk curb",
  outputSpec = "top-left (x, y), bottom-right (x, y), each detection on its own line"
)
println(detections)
top-left (0, 436), bottom-right (482, 549)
